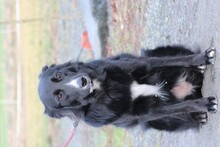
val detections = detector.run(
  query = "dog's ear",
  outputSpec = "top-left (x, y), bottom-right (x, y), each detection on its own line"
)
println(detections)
top-left (39, 65), bottom-right (48, 78)
top-left (42, 65), bottom-right (49, 72)
top-left (41, 64), bottom-right (56, 72)
top-left (63, 61), bottom-right (84, 70)
top-left (49, 64), bottom-right (56, 68)
top-left (44, 106), bottom-right (63, 119)
top-left (74, 62), bottom-right (84, 70)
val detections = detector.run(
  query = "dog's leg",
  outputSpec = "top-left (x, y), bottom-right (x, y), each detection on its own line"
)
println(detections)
top-left (197, 65), bottom-right (207, 73)
top-left (144, 48), bottom-right (216, 69)
top-left (96, 48), bottom-right (215, 73)
top-left (162, 112), bottom-right (208, 125)
top-left (190, 112), bottom-right (208, 125)
top-left (138, 97), bottom-right (217, 123)
top-left (146, 112), bottom-right (208, 131)
top-left (109, 48), bottom-right (215, 72)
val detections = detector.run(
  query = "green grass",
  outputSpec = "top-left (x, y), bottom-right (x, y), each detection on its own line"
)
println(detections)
top-left (0, 1), bottom-right (58, 146)
top-left (93, 127), bottom-right (131, 147)
top-left (21, 20), bottom-right (53, 147)
top-left (112, 128), bottom-right (125, 147)
top-left (0, 4), bottom-right (7, 147)
top-left (0, 42), bottom-right (7, 147)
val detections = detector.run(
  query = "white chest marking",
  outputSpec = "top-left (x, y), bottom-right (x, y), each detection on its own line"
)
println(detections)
top-left (90, 79), bottom-right (101, 93)
top-left (130, 81), bottom-right (163, 99)
top-left (93, 79), bottom-right (101, 90)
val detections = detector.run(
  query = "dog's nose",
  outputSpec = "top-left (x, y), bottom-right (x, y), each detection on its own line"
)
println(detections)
top-left (81, 77), bottom-right (88, 88)
top-left (66, 77), bottom-right (88, 88)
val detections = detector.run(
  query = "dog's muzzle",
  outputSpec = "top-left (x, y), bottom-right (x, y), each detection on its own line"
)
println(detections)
top-left (66, 76), bottom-right (93, 93)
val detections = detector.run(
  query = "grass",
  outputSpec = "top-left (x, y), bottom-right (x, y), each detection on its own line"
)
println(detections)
top-left (0, 3), bottom-right (8, 147)
top-left (0, 0), bottom-right (58, 146)
top-left (20, 21), bottom-right (52, 146)
top-left (1, 0), bottom-right (146, 146)
top-left (93, 126), bottom-right (132, 147)
top-left (112, 128), bottom-right (127, 147)
top-left (0, 36), bottom-right (7, 147)
top-left (19, 0), bottom-right (56, 146)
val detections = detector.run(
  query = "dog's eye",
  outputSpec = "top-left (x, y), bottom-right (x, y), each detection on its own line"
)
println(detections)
top-left (54, 90), bottom-right (64, 100)
top-left (55, 72), bottom-right (62, 80)
top-left (57, 92), bottom-right (63, 100)
top-left (51, 72), bottom-right (63, 82)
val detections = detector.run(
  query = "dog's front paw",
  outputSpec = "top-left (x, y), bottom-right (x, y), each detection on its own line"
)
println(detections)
top-left (197, 65), bottom-right (207, 73)
top-left (205, 48), bottom-right (216, 64)
top-left (191, 112), bottom-right (208, 125)
top-left (207, 97), bottom-right (218, 113)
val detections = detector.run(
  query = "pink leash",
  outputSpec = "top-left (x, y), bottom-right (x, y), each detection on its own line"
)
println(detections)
top-left (62, 126), bottom-right (76, 147)
top-left (62, 114), bottom-right (79, 147)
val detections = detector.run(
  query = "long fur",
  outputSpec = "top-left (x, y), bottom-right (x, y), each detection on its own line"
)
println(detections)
top-left (38, 45), bottom-right (217, 131)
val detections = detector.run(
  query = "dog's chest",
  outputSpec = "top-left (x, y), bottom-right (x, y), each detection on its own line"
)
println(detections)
top-left (93, 75), bottom-right (195, 100)
top-left (130, 81), bottom-right (163, 99)
top-left (93, 78), bottom-right (164, 99)
top-left (130, 75), bottom-right (195, 100)
top-left (91, 79), bottom-right (102, 92)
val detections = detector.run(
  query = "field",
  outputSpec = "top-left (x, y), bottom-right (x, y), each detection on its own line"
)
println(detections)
top-left (0, 3), bottom-right (7, 147)
top-left (0, 24), bottom-right (7, 147)
top-left (0, 0), bottom-right (146, 146)
top-left (0, 0), bottom-right (58, 146)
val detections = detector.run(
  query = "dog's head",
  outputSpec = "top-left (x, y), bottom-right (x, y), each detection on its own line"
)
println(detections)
top-left (38, 61), bottom-right (94, 119)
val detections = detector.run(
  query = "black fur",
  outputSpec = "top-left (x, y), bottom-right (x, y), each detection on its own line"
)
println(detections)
top-left (38, 45), bottom-right (217, 131)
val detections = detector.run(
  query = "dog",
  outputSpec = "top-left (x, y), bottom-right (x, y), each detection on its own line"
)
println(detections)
top-left (38, 45), bottom-right (217, 131)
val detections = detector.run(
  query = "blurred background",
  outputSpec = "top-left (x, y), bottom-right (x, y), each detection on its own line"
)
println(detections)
top-left (1, 0), bottom-right (220, 147)
top-left (0, 0), bottom-right (145, 146)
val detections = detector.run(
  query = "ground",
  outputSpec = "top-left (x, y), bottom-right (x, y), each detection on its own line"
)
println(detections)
top-left (1, 0), bottom-right (220, 147)
top-left (67, 0), bottom-right (220, 147)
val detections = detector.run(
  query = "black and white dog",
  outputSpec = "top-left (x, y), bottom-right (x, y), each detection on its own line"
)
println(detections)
top-left (38, 45), bottom-right (217, 131)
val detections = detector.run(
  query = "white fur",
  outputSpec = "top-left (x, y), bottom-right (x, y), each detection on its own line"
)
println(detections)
top-left (93, 79), bottom-right (101, 90)
top-left (66, 79), bottom-right (80, 88)
top-left (90, 79), bottom-right (101, 93)
top-left (66, 78), bottom-right (101, 93)
top-left (130, 81), bottom-right (163, 99)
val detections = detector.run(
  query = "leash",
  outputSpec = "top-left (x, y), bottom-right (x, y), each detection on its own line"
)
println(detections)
top-left (62, 126), bottom-right (76, 147)
top-left (63, 31), bottom-right (92, 146)
top-left (62, 113), bottom-right (79, 147)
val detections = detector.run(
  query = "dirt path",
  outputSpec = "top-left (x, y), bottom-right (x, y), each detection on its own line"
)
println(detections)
top-left (128, 1), bottom-right (220, 147)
